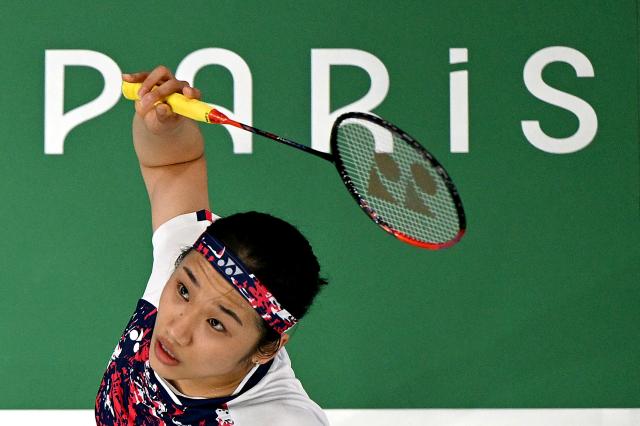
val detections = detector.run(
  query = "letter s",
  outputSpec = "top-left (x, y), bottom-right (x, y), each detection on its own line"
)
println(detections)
top-left (521, 46), bottom-right (597, 154)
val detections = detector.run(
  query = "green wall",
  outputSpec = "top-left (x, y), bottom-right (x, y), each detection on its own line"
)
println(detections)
top-left (0, 0), bottom-right (638, 409)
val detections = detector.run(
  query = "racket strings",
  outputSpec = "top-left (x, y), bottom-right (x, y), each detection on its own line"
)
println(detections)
top-left (335, 120), bottom-right (461, 244)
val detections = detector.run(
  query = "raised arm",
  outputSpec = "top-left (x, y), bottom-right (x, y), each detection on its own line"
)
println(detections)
top-left (123, 66), bottom-right (209, 232)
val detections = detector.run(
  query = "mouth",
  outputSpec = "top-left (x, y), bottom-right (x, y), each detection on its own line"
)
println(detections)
top-left (155, 338), bottom-right (180, 366)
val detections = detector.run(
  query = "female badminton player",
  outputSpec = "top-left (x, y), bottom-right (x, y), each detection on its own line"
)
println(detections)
top-left (94, 66), bottom-right (329, 425)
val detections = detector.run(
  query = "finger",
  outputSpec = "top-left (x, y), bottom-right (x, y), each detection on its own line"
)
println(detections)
top-left (138, 65), bottom-right (174, 98)
top-left (152, 79), bottom-right (190, 101)
top-left (182, 86), bottom-right (201, 100)
top-left (154, 103), bottom-right (175, 122)
top-left (139, 79), bottom-right (190, 114)
top-left (122, 72), bottom-right (149, 83)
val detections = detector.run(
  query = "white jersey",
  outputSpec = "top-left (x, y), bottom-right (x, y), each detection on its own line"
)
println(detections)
top-left (95, 210), bottom-right (329, 426)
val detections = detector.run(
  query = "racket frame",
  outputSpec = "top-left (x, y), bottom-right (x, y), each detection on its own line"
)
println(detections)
top-left (330, 112), bottom-right (466, 250)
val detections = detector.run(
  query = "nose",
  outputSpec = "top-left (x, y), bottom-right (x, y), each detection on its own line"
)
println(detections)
top-left (167, 309), bottom-right (196, 346)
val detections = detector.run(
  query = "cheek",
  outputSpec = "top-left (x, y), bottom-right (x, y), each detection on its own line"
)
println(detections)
top-left (158, 282), bottom-right (172, 308)
top-left (154, 292), bottom-right (176, 330)
top-left (158, 283), bottom-right (180, 313)
top-left (191, 333), bottom-right (255, 370)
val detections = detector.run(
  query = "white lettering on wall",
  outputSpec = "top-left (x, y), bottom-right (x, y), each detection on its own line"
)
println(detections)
top-left (311, 49), bottom-right (389, 153)
top-left (450, 48), bottom-right (469, 153)
top-left (522, 46), bottom-right (597, 154)
top-left (42, 47), bottom-right (598, 156)
top-left (44, 50), bottom-right (121, 154)
top-left (176, 48), bottom-right (254, 153)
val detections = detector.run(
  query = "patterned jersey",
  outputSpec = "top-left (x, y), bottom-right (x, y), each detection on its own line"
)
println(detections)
top-left (95, 211), bottom-right (329, 426)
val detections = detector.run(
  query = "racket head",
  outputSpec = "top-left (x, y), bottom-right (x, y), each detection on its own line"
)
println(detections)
top-left (330, 112), bottom-right (466, 249)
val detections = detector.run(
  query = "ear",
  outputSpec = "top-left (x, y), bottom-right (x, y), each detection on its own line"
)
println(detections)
top-left (253, 333), bottom-right (290, 365)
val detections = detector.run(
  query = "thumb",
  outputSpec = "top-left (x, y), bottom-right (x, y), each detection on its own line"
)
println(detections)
top-left (155, 103), bottom-right (174, 122)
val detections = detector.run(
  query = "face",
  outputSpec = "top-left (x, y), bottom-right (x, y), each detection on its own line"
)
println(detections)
top-left (149, 250), bottom-right (281, 396)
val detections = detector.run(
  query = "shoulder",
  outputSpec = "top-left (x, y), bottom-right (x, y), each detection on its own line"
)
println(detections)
top-left (151, 209), bottom-right (216, 248)
top-left (142, 210), bottom-right (219, 306)
top-left (228, 349), bottom-right (329, 426)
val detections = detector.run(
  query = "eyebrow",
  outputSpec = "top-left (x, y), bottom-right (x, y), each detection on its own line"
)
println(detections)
top-left (219, 304), bottom-right (244, 327)
top-left (183, 266), bottom-right (200, 287)
top-left (182, 266), bottom-right (243, 327)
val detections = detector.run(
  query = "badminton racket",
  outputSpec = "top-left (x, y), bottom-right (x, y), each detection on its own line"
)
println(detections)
top-left (122, 81), bottom-right (466, 249)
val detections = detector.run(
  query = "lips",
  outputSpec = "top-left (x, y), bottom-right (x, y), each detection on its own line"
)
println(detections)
top-left (155, 338), bottom-right (180, 366)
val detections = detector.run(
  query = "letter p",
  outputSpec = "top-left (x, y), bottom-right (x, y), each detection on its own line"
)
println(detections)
top-left (44, 50), bottom-right (121, 154)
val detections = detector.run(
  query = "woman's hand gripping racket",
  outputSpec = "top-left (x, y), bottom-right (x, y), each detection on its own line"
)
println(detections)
top-left (122, 81), bottom-right (466, 249)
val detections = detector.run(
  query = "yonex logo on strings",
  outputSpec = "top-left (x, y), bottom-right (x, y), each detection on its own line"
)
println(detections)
top-left (367, 152), bottom-right (438, 218)
top-left (44, 47), bottom-right (597, 156)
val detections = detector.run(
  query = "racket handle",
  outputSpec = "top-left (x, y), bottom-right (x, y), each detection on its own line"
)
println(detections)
top-left (121, 81), bottom-right (217, 124)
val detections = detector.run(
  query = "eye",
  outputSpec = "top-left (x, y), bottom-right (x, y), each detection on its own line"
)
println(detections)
top-left (208, 318), bottom-right (225, 332)
top-left (177, 283), bottom-right (189, 301)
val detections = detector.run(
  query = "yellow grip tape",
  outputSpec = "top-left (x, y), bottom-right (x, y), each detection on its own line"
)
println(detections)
top-left (121, 81), bottom-right (212, 123)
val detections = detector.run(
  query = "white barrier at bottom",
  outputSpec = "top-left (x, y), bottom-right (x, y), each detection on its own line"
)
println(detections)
top-left (327, 409), bottom-right (639, 426)
top-left (0, 409), bottom-right (638, 425)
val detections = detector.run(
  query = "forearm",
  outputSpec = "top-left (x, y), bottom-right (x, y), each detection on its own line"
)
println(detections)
top-left (132, 112), bottom-right (205, 167)
top-left (125, 67), bottom-right (210, 230)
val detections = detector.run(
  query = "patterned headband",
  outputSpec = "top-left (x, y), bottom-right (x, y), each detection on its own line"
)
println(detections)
top-left (193, 232), bottom-right (297, 334)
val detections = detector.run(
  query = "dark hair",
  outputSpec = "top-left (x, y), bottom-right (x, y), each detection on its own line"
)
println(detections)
top-left (176, 211), bottom-right (327, 358)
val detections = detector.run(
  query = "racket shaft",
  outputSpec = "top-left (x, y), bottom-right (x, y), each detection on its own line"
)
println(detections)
top-left (238, 123), bottom-right (333, 161)
top-left (121, 82), bottom-right (333, 162)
